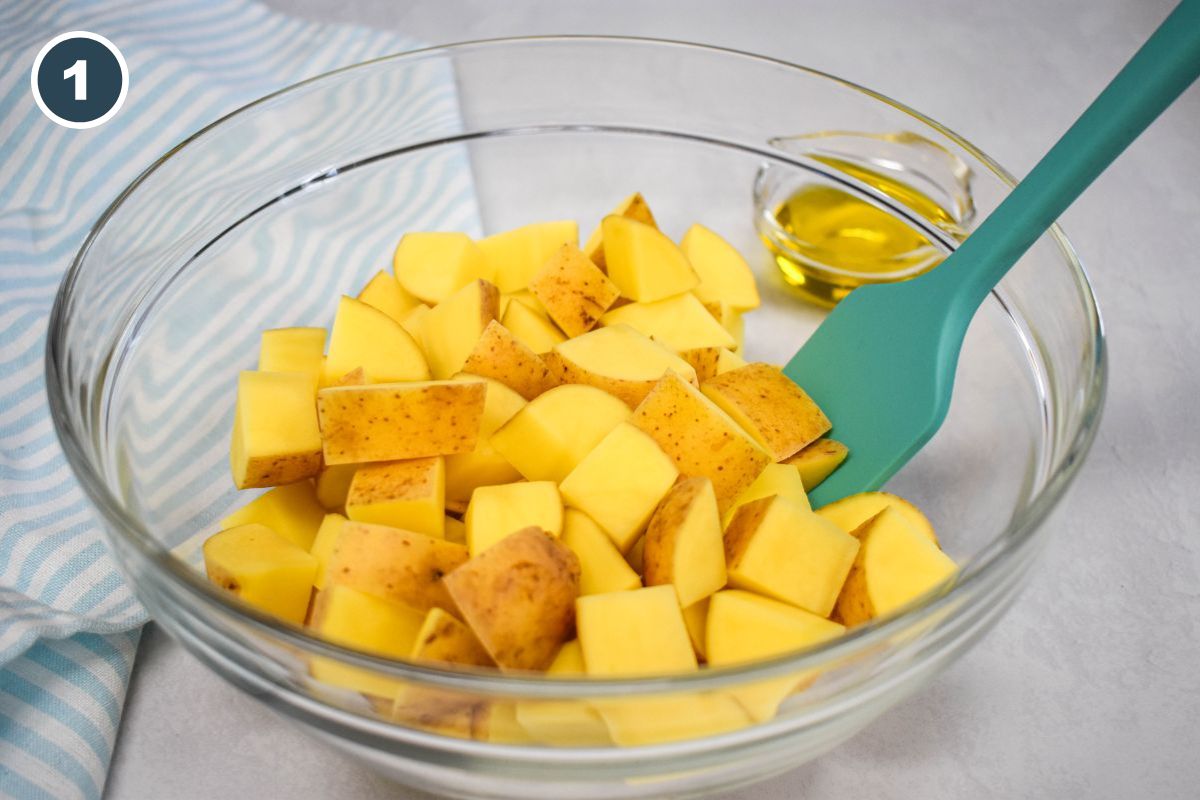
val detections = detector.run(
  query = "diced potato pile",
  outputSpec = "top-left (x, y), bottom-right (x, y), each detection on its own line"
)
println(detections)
top-left (204, 193), bottom-right (958, 745)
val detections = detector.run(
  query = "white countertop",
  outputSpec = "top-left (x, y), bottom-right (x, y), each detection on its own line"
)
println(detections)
top-left (105, 1), bottom-right (1200, 798)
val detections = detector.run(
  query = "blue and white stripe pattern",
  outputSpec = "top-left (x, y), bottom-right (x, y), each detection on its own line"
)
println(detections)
top-left (0, 2), bottom-right (457, 796)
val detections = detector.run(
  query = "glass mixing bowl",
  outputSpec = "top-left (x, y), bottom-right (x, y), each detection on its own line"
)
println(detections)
top-left (46, 37), bottom-right (1105, 800)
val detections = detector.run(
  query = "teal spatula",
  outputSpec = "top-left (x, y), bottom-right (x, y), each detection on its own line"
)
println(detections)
top-left (790, 0), bottom-right (1200, 507)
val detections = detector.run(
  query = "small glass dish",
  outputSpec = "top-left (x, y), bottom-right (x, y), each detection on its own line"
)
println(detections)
top-left (754, 130), bottom-right (976, 306)
top-left (46, 37), bottom-right (1105, 800)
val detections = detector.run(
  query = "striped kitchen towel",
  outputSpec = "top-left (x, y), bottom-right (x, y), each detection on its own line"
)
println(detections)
top-left (0, 2), bottom-right (463, 797)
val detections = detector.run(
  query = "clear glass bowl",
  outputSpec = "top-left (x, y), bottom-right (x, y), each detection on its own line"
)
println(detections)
top-left (46, 37), bottom-right (1105, 799)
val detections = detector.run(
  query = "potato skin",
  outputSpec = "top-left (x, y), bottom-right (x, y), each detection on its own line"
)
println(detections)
top-left (411, 608), bottom-right (495, 667)
top-left (324, 521), bottom-right (467, 612)
top-left (701, 363), bottom-right (831, 460)
top-left (642, 476), bottom-right (704, 587)
top-left (529, 243), bottom-right (621, 337)
top-left (444, 527), bottom-right (581, 671)
top-left (460, 320), bottom-right (554, 401)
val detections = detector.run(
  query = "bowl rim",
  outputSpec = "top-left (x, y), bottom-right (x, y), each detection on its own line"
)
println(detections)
top-left (45, 34), bottom-right (1107, 698)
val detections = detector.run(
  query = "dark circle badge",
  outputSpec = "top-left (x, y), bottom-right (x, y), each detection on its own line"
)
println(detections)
top-left (31, 31), bottom-right (128, 129)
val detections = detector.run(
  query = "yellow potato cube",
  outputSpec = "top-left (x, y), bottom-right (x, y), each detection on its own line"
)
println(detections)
top-left (528, 243), bottom-right (621, 337)
top-left (560, 509), bottom-right (642, 596)
top-left (717, 347), bottom-right (746, 374)
top-left (815, 491), bottom-right (937, 545)
top-left (500, 298), bottom-right (567, 354)
top-left (596, 692), bottom-right (750, 747)
top-left (515, 639), bottom-right (611, 746)
top-left (681, 597), bottom-right (710, 660)
top-left (445, 528), bottom-right (580, 670)
top-left (643, 477), bottom-right (726, 608)
top-left (393, 231), bottom-right (492, 305)
top-left (220, 481), bottom-right (325, 550)
top-left (230, 371), bottom-right (322, 489)
top-left (490, 384), bottom-right (630, 483)
top-left (314, 464), bottom-right (356, 511)
top-left (601, 216), bottom-right (698, 302)
top-left (357, 270), bottom-right (423, 323)
top-left (317, 379), bottom-right (486, 464)
top-left (460, 320), bottom-right (553, 401)
top-left (463, 481), bottom-right (562, 557)
top-left (701, 363), bottom-right (831, 460)
top-left (679, 346), bottom-right (722, 383)
top-left (500, 289), bottom-right (545, 317)
top-left (577, 585), bottom-right (696, 676)
top-left (309, 512), bottom-right (347, 590)
top-left (478, 220), bottom-right (579, 293)
top-left (724, 495), bottom-right (859, 617)
top-left (724, 463), bottom-right (811, 527)
top-left (546, 324), bottom-right (697, 409)
top-left (324, 521), bottom-right (468, 612)
top-left (422, 279), bottom-right (500, 379)
top-left (631, 371), bottom-right (770, 512)
top-left (443, 374), bottom-right (526, 503)
top-left (443, 515), bottom-right (467, 545)
top-left (410, 607), bottom-right (495, 667)
top-left (399, 303), bottom-right (431, 346)
top-left (204, 524), bottom-right (317, 624)
top-left (680, 224), bottom-right (761, 311)
top-left (309, 584), bottom-right (426, 698)
top-left (625, 535), bottom-right (645, 574)
top-left (784, 438), bottom-right (849, 491)
top-left (345, 457), bottom-right (445, 539)
top-left (582, 192), bottom-right (658, 270)
top-left (321, 296), bottom-right (430, 385)
top-left (700, 301), bottom-right (745, 355)
top-left (257, 327), bottom-right (325, 390)
top-left (834, 507), bottom-right (957, 626)
top-left (706, 590), bottom-right (844, 720)
top-left (600, 292), bottom-right (736, 352)
top-left (559, 422), bottom-right (679, 553)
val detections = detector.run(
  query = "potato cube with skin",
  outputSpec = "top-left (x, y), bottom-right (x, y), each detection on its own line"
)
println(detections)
top-left (220, 481), bottom-right (326, 551)
top-left (577, 585), bottom-right (696, 676)
top-left (815, 491), bottom-right (938, 545)
top-left (724, 463), bottom-right (811, 527)
top-left (357, 270), bottom-right (423, 323)
top-left (315, 464), bottom-right (356, 512)
top-left (321, 296), bottom-right (430, 386)
top-left (643, 477), bottom-right (726, 608)
top-left (324, 521), bottom-right (468, 612)
top-left (625, 535), bottom-right (644, 573)
top-left (528, 244), bottom-right (621, 337)
top-left (346, 457), bottom-right (445, 539)
top-left (834, 507), bottom-right (957, 626)
top-left (500, 298), bottom-right (567, 355)
top-left (559, 423), bottom-right (680, 553)
top-left (631, 371), bottom-right (770, 513)
top-left (422, 279), bottom-right (500, 379)
top-left (204, 524), bottom-right (317, 624)
top-left (463, 481), bottom-right (562, 557)
top-left (444, 374), bottom-right (526, 503)
top-left (583, 192), bottom-right (658, 270)
top-left (317, 379), bottom-right (486, 465)
top-left (515, 640), bottom-right (611, 746)
top-left (546, 324), bottom-right (697, 409)
top-left (785, 438), bottom-right (849, 491)
top-left (490, 384), bottom-right (630, 483)
top-left (724, 495), bottom-right (859, 617)
top-left (701, 364), bottom-right (831, 460)
top-left (393, 232), bottom-right (493, 305)
top-left (410, 607), bottom-right (495, 668)
top-left (561, 509), bottom-right (642, 596)
top-left (460, 320), bottom-right (553, 401)
top-left (444, 528), bottom-right (580, 671)
top-left (309, 585), bottom-right (427, 698)
top-left (600, 292), bottom-right (736, 352)
top-left (309, 512), bottom-right (347, 590)
top-left (681, 224), bottom-right (761, 311)
top-left (230, 371), bottom-right (322, 489)
top-left (680, 347), bottom-right (721, 383)
top-left (478, 220), bottom-right (579, 293)
top-left (601, 216), bottom-right (698, 302)
top-left (706, 590), bottom-right (844, 720)
top-left (258, 328), bottom-right (325, 390)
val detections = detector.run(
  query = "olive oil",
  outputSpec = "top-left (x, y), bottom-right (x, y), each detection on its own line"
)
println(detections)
top-left (766, 157), bottom-right (957, 307)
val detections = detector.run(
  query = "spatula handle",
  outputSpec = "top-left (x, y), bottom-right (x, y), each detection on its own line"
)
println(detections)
top-left (926, 0), bottom-right (1200, 322)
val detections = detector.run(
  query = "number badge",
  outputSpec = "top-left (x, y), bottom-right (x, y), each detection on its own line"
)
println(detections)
top-left (31, 31), bottom-right (128, 130)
